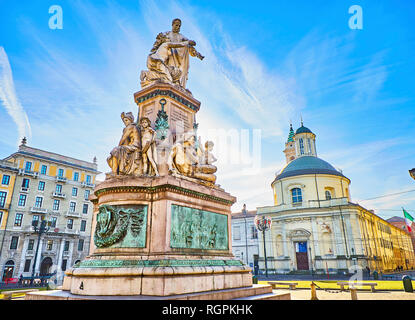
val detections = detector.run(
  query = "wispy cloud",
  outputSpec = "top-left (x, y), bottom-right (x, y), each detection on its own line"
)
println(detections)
top-left (3, 0), bottom-right (411, 219)
top-left (0, 47), bottom-right (32, 145)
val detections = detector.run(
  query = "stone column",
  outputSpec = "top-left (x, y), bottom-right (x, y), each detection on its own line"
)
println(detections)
top-left (311, 218), bottom-right (321, 256)
top-left (282, 223), bottom-right (288, 257)
top-left (57, 239), bottom-right (65, 283)
top-left (34, 238), bottom-right (43, 274)
top-left (18, 237), bottom-right (29, 275)
top-left (345, 214), bottom-right (356, 253)
top-left (67, 241), bottom-right (74, 268)
top-left (332, 216), bottom-right (345, 255)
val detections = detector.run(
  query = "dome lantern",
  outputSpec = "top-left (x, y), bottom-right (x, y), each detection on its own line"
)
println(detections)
top-left (294, 121), bottom-right (317, 158)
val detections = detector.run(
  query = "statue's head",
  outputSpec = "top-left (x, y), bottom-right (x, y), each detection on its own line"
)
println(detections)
top-left (172, 18), bottom-right (181, 33)
top-left (140, 117), bottom-right (151, 128)
top-left (121, 112), bottom-right (134, 126)
top-left (183, 132), bottom-right (196, 146)
top-left (205, 141), bottom-right (214, 151)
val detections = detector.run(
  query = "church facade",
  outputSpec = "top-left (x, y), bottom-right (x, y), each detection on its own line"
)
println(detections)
top-left (257, 124), bottom-right (415, 274)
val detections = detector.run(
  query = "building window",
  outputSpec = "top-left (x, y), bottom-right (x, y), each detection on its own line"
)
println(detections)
top-left (325, 190), bottom-right (332, 200)
top-left (14, 213), bottom-right (23, 226)
top-left (0, 191), bottom-right (6, 208)
top-left (50, 217), bottom-right (57, 228)
top-left (32, 215), bottom-right (39, 226)
top-left (46, 240), bottom-right (53, 251)
top-left (38, 181), bottom-right (45, 191)
top-left (2, 175), bottom-right (10, 185)
top-left (67, 219), bottom-right (73, 229)
top-left (291, 188), bottom-right (302, 204)
top-left (58, 169), bottom-right (64, 177)
top-left (82, 204), bottom-right (88, 214)
top-left (28, 239), bottom-right (34, 250)
top-left (78, 239), bottom-right (84, 251)
top-left (80, 220), bottom-right (87, 232)
top-left (55, 184), bottom-right (62, 193)
top-left (18, 194), bottom-right (27, 207)
top-left (86, 175), bottom-right (91, 183)
top-left (69, 202), bottom-right (76, 212)
top-left (84, 190), bottom-right (90, 200)
top-left (72, 187), bottom-right (78, 197)
top-left (24, 259), bottom-right (31, 272)
top-left (61, 259), bottom-right (67, 271)
top-left (307, 138), bottom-right (312, 154)
top-left (0, 212), bottom-right (3, 225)
top-left (64, 241), bottom-right (70, 252)
top-left (34, 196), bottom-right (43, 208)
top-left (299, 138), bottom-right (304, 155)
top-left (233, 226), bottom-right (241, 240)
top-left (251, 226), bottom-right (258, 239)
top-left (53, 199), bottom-right (60, 211)
top-left (10, 236), bottom-right (19, 249)
top-left (25, 162), bottom-right (32, 171)
top-left (22, 178), bottom-right (30, 189)
top-left (41, 165), bottom-right (47, 175)
top-left (73, 172), bottom-right (79, 181)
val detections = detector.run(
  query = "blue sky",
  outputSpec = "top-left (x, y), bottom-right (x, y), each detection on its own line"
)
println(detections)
top-left (0, 0), bottom-right (414, 219)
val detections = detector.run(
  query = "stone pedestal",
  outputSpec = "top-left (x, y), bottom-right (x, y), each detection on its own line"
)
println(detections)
top-left (134, 82), bottom-right (200, 138)
top-left (60, 175), bottom-right (252, 296)
top-left (29, 83), bottom-right (260, 300)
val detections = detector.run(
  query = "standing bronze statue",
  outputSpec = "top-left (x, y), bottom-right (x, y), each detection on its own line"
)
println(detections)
top-left (140, 18), bottom-right (204, 89)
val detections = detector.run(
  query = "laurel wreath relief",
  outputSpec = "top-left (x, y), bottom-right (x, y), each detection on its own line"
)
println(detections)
top-left (94, 205), bottom-right (145, 248)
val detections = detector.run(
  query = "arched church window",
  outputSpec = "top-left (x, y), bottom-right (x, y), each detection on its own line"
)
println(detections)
top-left (299, 139), bottom-right (304, 155)
top-left (325, 190), bottom-right (332, 200)
top-left (291, 188), bottom-right (302, 204)
top-left (307, 138), bottom-right (312, 154)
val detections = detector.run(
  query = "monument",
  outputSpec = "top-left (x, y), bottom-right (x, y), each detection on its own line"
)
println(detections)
top-left (26, 18), bottom-right (287, 300)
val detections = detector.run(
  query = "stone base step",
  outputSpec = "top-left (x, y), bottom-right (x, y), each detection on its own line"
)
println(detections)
top-left (26, 284), bottom-right (288, 300)
top-left (234, 292), bottom-right (291, 300)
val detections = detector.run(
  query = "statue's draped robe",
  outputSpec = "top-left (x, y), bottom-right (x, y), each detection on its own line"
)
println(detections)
top-left (107, 125), bottom-right (141, 175)
top-left (163, 31), bottom-right (190, 88)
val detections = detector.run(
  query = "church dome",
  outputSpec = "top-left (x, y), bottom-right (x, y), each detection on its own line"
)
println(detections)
top-left (274, 156), bottom-right (346, 181)
top-left (295, 125), bottom-right (313, 135)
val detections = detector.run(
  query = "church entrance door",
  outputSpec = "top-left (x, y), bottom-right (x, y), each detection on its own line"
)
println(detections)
top-left (295, 241), bottom-right (309, 270)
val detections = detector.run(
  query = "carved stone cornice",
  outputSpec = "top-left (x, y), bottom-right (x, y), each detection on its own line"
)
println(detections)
top-left (134, 83), bottom-right (201, 113)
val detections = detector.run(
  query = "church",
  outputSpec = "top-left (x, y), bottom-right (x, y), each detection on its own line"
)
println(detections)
top-left (256, 123), bottom-right (415, 274)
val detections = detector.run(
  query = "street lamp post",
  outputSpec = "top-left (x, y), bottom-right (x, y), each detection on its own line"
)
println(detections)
top-left (255, 216), bottom-right (272, 278)
top-left (30, 218), bottom-right (51, 285)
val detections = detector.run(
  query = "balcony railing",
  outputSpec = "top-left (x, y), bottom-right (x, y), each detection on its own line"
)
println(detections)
top-left (18, 169), bottom-right (39, 178)
top-left (20, 187), bottom-right (30, 193)
top-left (64, 228), bottom-right (79, 235)
top-left (52, 192), bottom-right (66, 199)
top-left (81, 181), bottom-right (95, 188)
top-left (55, 176), bottom-right (67, 183)
top-left (30, 207), bottom-right (48, 214)
top-left (65, 211), bottom-right (80, 218)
